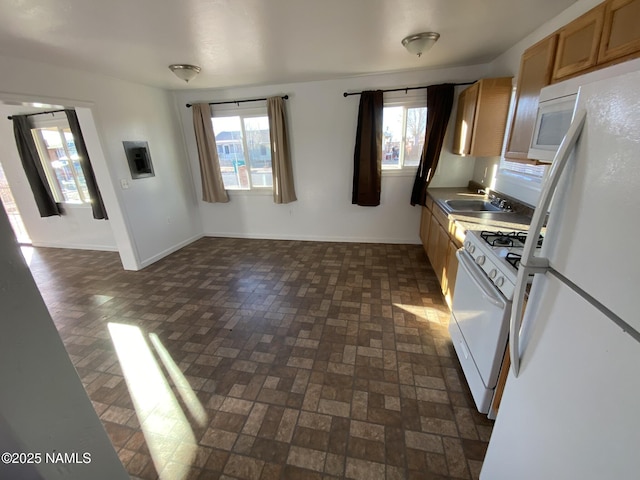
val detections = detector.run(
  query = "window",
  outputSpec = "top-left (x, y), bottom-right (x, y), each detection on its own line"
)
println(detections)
top-left (211, 108), bottom-right (272, 190)
top-left (382, 102), bottom-right (427, 170)
top-left (31, 116), bottom-right (90, 204)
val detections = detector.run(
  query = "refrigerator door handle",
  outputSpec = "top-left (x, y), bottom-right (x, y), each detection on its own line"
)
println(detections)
top-left (521, 108), bottom-right (587, 267)
top-left (509, 266), bottom-right (533, 377)
top-left (510, 109), bottom-right (587, 377)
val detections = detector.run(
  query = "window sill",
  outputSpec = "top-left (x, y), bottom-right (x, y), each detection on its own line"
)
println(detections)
top-left (381, 168), bottom-right (418, 177)
top-left (226, 189), bottom-right (273, 197)
top-left (61, 202), bottom-right (91, 209)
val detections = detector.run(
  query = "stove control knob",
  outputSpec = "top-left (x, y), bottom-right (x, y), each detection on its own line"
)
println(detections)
top-left (489, 269), bottom-right (497, 279)
top-left (496, 277), bottom-right (505, 287)
top-left (468, 245), bottom-right (476, 254)
top-left (475, 255), bottom-right (485, 266)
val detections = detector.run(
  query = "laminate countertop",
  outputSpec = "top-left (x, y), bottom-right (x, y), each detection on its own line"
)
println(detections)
top-left (426, 187), bottom-right (534, 234)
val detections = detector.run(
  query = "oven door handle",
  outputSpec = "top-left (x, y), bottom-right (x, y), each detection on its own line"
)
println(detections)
top-left (456, 249), bottom-right (505, 309)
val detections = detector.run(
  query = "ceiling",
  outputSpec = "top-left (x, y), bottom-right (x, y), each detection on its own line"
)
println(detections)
top-left (0, 0), bottom-right (578, 90)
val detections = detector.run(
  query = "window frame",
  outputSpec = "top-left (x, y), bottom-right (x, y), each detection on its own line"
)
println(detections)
top-left (210, 103), bottom-right (273, 192)
top-left (30, 114), bottom-right (90, 205)
top-left (381, 92), bottom-right (428, 176)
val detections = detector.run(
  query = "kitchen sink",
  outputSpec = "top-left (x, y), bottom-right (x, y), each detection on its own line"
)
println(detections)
top-left (445, 199), bottom-right (502, 212)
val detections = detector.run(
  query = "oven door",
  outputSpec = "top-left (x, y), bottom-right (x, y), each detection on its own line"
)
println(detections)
top-left (450, 249), bottom-right (511, 392)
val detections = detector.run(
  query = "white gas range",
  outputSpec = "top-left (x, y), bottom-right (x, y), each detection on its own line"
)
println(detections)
top-left (449, 228), bottom-right (542, 417)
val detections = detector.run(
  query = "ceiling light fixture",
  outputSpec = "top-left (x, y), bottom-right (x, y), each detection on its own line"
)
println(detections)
top-left (401, 32), bottom-right (440, 57)
top-left (169, 64), bottom-right (201, 83)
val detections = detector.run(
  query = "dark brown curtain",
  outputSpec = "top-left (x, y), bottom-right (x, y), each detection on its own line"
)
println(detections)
top-left (12, 115), bottom-right (61, 217)
top-left (410, 84), bottom-right (455, 206)
top-left (352, 90), bottom-right (383, 206)
top-left (65, 110), bottom-right (108, 219)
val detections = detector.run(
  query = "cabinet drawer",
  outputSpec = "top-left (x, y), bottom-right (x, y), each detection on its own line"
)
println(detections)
top-left (431, 202), bottom-right (450, 230)
top-left (426, 196), bottom-right (434, 212)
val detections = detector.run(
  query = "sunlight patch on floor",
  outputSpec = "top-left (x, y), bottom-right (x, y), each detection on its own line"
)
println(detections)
top-left (393, 302), bottom-right (449, 327)
top-left (393, 302), bottom-right (429, 322)
top-left (108, 322), bottom-right (197, 479)
top-left (149, 333), bottom-right (208, 427)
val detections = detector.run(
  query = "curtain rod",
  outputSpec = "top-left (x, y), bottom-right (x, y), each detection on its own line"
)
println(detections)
top-left (7, 108), bottom-right (66, 121)
top-left (186, 95), bottom-right (289, 108)
top-left (342, 82), bottom-right (476, 97)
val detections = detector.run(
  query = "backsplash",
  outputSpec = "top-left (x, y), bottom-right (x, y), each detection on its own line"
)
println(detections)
top-left (468, 180), bottom-right (536, 218)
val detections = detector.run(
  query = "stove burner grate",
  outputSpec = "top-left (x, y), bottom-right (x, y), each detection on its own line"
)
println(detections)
top-left (479, 230), bottom-right (544, 248)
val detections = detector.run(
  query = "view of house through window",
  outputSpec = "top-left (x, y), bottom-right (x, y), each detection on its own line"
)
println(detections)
top-left (382, 105), bottom-right (427, 170)
top-left (211, 114), bottom-right (272, 190)
top-left (31, 119), bottom-right (90, 204)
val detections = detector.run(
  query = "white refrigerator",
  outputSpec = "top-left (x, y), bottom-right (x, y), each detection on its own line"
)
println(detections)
top-left (481, 68), bottom-right (640, 479)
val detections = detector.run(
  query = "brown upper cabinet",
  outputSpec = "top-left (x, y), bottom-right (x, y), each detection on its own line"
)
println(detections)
top-left (452, 77), bottom-right (512, 157)
top-left (552, 3), bottom-right (606, 81)
top-left (504, 35), bottom-right (557, 162)
top-left (598, 0), bottom-right (640, 64)
top-left (553, 0), bottom-right (640, 81)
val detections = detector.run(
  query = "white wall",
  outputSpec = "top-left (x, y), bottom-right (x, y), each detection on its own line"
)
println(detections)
top-left (0, 207), bottom-right (128, 480)
top-left (0, 54), bottom-right (202, 269)
top-left (174, 64), bottom-right (489, 244)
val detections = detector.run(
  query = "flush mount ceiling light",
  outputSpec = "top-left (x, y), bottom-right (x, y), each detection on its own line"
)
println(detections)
top-left (169, 64), bottom-right (201, 83)
top-left (401, 32), bottom-right (440, 57)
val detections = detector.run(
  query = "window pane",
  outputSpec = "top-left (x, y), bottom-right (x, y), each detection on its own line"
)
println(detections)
top-left (244, 116), bottom-right (272, 188)
top-left (37, 127), bottom-right (85, 203)
top-left (404, 107), bottom-right (427, 167)
top-left (212, 116), bottom-right (249, 189)
top-left (64, 129), bottom-right (90, 201)
top-left (382, 106), bottom-right (403, 169)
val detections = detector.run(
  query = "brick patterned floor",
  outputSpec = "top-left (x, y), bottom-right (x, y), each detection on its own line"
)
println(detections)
top-left (27, 237), bottom-right (493, 479)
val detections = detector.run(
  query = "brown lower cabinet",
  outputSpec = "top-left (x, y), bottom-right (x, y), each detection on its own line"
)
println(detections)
top-left (420, 197), bottom-right (463, 308)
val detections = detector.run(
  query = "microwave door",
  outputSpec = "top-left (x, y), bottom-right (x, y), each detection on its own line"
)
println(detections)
top-left (528, 94), bottom-right (577, 163)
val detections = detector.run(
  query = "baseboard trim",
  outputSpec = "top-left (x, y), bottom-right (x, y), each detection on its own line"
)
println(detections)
top-left (138, 233), bottom-right (205, 269)
top-left (202, 231), bottom-right (421, 245)
top-left (30, 241), bottom-right (118, 252)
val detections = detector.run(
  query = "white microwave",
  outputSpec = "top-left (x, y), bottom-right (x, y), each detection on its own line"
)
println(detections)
top-left (528, 90), bottom-right (577, 163)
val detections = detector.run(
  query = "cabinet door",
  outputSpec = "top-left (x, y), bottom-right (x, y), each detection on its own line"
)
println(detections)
top-left (552, 3), bottom-right (605, 81)
top-left (426, 214), bottom-right (441, 277)
top-left (443, 239), bottom-right (460, 308)
top-left (419, 206), bottom-right (431, 254)
top-left (598, 0), bottom-right (640, 64)
top-left (504, 35), bottom-right (557, 162)
top-left (470, 77), bottom-right (513, 157)
top-left (452, 83), bottom-right (479, 156)
top-left (435, 221), bottom-right (449, 288)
